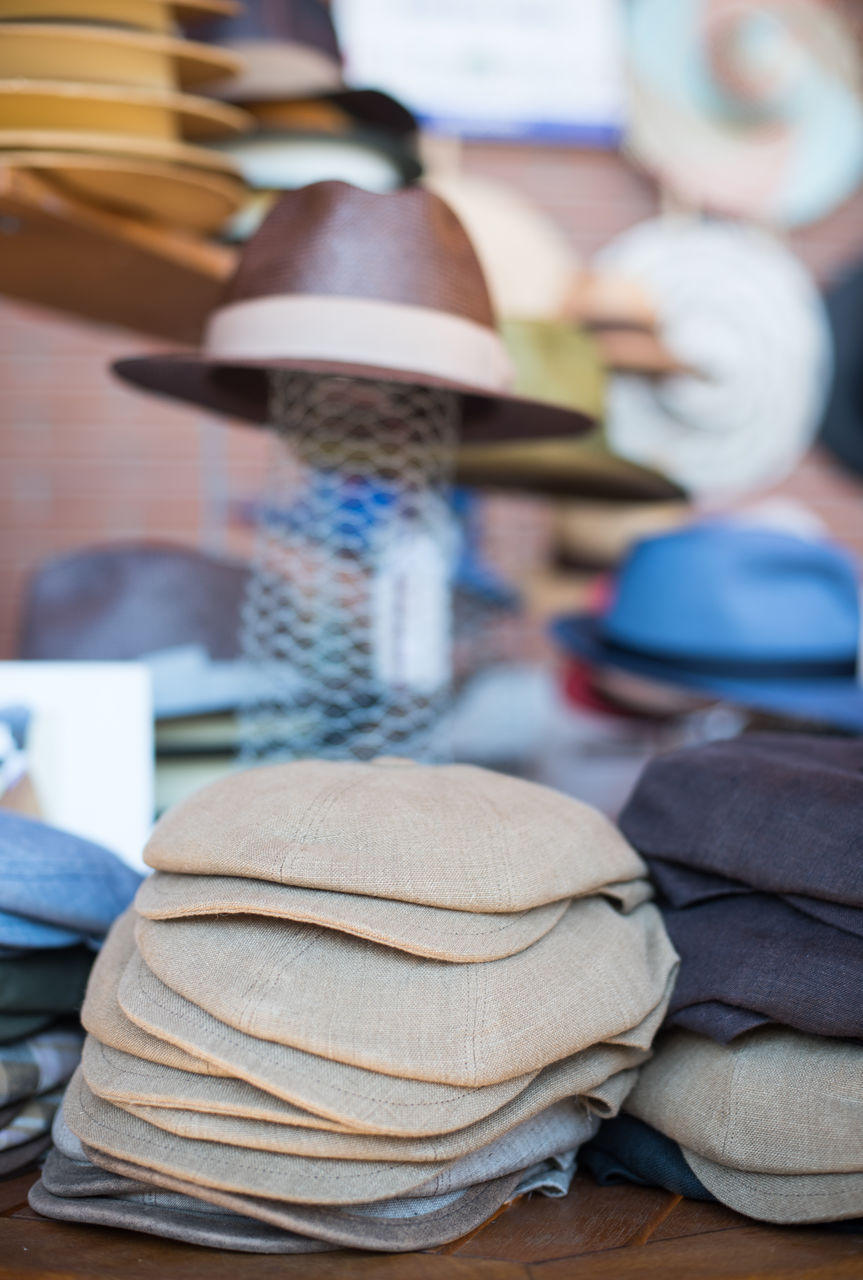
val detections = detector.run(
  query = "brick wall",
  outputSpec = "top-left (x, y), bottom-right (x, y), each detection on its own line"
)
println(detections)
top-left (2, 142), bottom-right (863, 660)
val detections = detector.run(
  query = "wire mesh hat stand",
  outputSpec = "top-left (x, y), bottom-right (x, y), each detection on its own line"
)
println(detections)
top-left (238, 370), bottom-right (462, 764)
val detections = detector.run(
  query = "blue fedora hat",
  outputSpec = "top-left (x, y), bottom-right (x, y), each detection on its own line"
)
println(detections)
top-left (551, 524), bottom-right (863, 733)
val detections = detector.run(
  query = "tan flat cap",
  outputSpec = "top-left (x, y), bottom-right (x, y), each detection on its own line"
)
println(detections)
top-left (143, 759), bottom-right (646, 912)
top-left (66, 1071), bottom-right (576, 1207)
top-left (80, 1143), bottom-right (527, 1252)
top-left (119, 941), bottom-right (655, 1136)
top-left (681, 1154), bottom-right (863, 1226)
top-left (134, 872), bottom-right (574, 963)
top-left (82, 912), bottom-right (226, 1079)
top-left (115, 1089), bottom-right (598, 1165)
top-left (625, 1028), bottom-right (863, 1175)
top-left (82, 1038), bottom-right (352, 1134)
top-left (134, 899), bottom-right (677, 1086)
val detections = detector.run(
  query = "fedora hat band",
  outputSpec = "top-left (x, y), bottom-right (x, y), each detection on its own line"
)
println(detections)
top-left (204, 295), bottom-right (515, 392)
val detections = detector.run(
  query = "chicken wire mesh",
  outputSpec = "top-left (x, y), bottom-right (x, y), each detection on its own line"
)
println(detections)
top-left (238, 371), bottom-right (461, 763)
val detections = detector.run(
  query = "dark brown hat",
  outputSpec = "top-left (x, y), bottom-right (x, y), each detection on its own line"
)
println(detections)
top-left (113, 182), bottom-right (597, 445)
top-left (193, 0), bottom-right (417, 137)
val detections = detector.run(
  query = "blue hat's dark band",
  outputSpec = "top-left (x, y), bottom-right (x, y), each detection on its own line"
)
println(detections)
top-left (600, 636), bottom-right (858, 682)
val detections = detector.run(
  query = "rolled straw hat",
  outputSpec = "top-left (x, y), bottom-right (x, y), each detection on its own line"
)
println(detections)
top-left (594, 217), bottom-right (833, 497)
top-left (113, 181), bottom-right (598, 444)
top-left (0, 0), bottom-right (237, 30)
top-left (118, 942), bottom-right (655, 1136)
top-left (625, 1028), bottom-right (863, 1176)
top-left (625, 0), bottom-right (863, 228)
top-left (132, 898), bottom-right (676, 1086)
top-left (0, 24), bottom-right (241, 91)
top-left (454, 320), bottom-right (683, 501)
top-left (140, 757), bottom-right (647, 912)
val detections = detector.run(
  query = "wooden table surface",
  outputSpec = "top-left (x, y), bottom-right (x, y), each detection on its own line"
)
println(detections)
top-left (1, 1168), bottom-right (860, 1279)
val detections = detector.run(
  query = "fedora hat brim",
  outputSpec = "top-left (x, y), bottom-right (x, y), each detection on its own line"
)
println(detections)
top-left (455, 437), bottom-right (683, 502)
top-left (552, 614), bottom-right (863, 733)
top-left (4, 150), bottom-right (245, 233)
top-left (113, 352), bottom-right (597, 446)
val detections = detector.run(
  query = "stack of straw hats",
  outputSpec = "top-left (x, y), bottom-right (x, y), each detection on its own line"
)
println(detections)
top-left (32, 758), bottom-right (679, 1252)
top-left (583, 733), bottom-right (863, 1225)
top-left (0, 812), bottom-right (141, 1175)
top-left (0, 0), bottom-right (253, 233)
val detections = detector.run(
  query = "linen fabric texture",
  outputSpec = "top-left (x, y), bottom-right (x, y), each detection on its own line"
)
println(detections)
top-left (621, 1028), bottom-right (863, 1224)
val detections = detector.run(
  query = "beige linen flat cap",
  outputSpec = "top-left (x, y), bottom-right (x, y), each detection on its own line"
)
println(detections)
top-left (625, 1028), bottom-right (863, 1175)
top-left (81, 1144), bottom-right (526, 1252)
top-left (134, 872), bottom-right (573, 963)
top-left (134, 898), bottom-right (677, 1086)
top-left (82, 912), bottom-right (227, 1079)
top-left (119, 942), bottom-right (654, 1136)
top-left (143, 758), bottom-right (646, 912)
top-left (67, 1070), bottom-right (560, 1207)
top-left (83, 1039), bottom-right (352, 1134)
top-left (681, 1154), bottom-right (863, 1226)
top-left (116, 1091), bottom-right (597, 1165)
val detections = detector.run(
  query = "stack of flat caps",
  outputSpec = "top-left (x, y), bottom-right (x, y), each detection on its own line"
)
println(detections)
top-left (0, 0), bottom-right (252, 233)
top-left (587, 733), bottom-right (863, 1225)
top-left (32, 758), bottom-right (678, 1252)
top-left (0, 812), bottom-right (141, 1175)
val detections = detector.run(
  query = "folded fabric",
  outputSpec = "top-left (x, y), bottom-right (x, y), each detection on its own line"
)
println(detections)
top-left (0, 812), bottom-right (142, 940)
top-left (645, 859), bottom-right (863, 940)
top-left (133, 898), bottom-right (676, 1086)
top-left (0, 1131), bottom-right (52, 1175)
top-left (0, 1027), bottom-right (83, 1107)
top-left (681, 1156), bottom-right (863, 1226)
top-left (619, 733), bottom-right (863, 911)
top-left (0, 1087), bottom-right (63, 1152)
top-left (661, 896), bottom-right (863, 1041)
top-left (625, 1028), bottom-right (863, 1175)
top-left (579, 1114), bottom-right (712, 1200)
top-left (0, 1012), bottom-right (55, 1045)
top-left (143, 758), bottom-right (647, 912)
top-left (0, 912), bottom-right (89, 953)
top-left (0, 948), bottom-right (93, 1014)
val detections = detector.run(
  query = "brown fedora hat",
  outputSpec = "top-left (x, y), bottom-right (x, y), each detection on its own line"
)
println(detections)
top-left (113, 181), bottom-right (598, 445)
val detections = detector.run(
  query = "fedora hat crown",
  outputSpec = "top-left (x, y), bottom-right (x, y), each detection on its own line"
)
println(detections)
top-left (219, 180), bottom-right (495, 326)
top-left (600, 523), bottom-right (859, 665)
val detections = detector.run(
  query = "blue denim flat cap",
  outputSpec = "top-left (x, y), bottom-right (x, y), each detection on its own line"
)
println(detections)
top-left (0, 813), bottom-right (142, 942)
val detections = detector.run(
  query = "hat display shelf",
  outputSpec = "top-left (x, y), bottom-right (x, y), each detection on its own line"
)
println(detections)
top-left (237, 372), bottom-right (460, 763)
